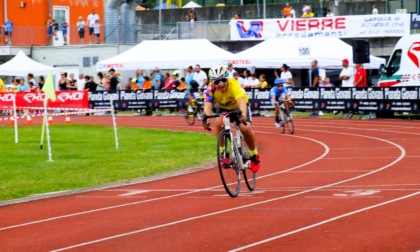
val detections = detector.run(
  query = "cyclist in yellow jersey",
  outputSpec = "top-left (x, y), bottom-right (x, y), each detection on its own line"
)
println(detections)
top-left (203, 65), bottom-right (260, 172)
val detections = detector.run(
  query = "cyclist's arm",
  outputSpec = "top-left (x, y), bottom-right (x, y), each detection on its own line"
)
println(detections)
top-left (237, 96), bottom-right (248, 122)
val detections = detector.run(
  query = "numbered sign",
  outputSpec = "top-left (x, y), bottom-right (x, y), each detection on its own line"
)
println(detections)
top-left (298, 45), bottom-right (310, 56)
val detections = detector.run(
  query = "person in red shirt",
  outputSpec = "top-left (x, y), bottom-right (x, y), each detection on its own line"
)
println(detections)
top-left (354, 63), bottom-right (367, 88)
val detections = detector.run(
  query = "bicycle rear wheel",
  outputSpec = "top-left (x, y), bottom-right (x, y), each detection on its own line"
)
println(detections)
top-left (217, 130), bottom-right (241, 197)
top-left (185, 112), bottom-right (195, 125)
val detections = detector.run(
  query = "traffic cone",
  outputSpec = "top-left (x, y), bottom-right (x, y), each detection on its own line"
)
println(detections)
top-left (65, 113), bottom-right (71, 125)
top-left (26, 114), bottom-right (32, 125)
top-left (48, 114), bottom-right (54, 125)
top-left (9, 113), bottom-right (14, 125)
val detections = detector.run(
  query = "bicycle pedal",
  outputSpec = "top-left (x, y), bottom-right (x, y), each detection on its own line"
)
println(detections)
top-left (243, 160), bottom-right (251, 169)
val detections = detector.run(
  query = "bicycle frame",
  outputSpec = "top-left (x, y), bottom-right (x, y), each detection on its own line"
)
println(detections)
top-left (222, 115), bottom-right (245, 171)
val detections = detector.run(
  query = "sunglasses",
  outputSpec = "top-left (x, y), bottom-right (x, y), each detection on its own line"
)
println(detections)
top-left (213, 78), bottom-right (227, 85)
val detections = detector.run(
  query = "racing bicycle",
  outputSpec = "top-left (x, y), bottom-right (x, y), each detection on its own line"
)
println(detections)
top-left (204, 110), bottom-right (256, 197)
top-left (277, 100), bottom-right (294, 134)
top-left (185, 98), bottom-right (204, 125)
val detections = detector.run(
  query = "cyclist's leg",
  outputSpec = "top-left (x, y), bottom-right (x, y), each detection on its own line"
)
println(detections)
top-left (238, 114), bottom-right (260, 172)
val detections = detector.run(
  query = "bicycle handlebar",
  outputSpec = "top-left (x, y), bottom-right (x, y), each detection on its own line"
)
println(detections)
top-left (202, 110), bottom-right (247, 131)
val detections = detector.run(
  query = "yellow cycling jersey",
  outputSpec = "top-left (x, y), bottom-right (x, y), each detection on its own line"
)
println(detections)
top-left (205, 78), bottom-right (249, 110)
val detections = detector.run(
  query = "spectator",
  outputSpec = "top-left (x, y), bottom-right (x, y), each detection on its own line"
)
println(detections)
top-left (172, 71), bottom-right (180, 89)
top-left (193, 64), bottom-right (208, 89)
top-left (177, 77), bottom-right (187, 91)
top-left (97, 72), bottom-right (107, 91)
top-left (87, 9), bottom-right (100, 44)
top-left (38, 75), bottom-right (45, 90)
top-left (319, 76), bottom-right (334, 87)
top-left (130, 78), bottom-right (141, 91)
top-left (52, 19), bottom-right (59, 39)
top-left (46, 18), bottom-right (53, 45)
top-left (136, 69), bottom-right (145, 89)
top-left (302, 3), bottom-right (311, 14)
top-left (76, 16), bottom-right (86, 44)
top-left (290, 6), bottom-right (296, 18)
top-left (61, 19), bottom-right (68, 45)
top-left (162, 72), bottom-right (174, 90)
top-left (77, 73), bottom-right (86, 90)
top-left (283, 3), bottom-right (292, 18)
top-left (242, 69), bottom-right (252, 88)
top-left (84, 75), bottom-right (98, 91)
top-left (152, 67), bottom-right (163, 89)
top-left (227, 63), bottom-right (237, 78)
top-left (0, 76), bottom-right (5, 92)
top-left (326, 9), bottom-right (334, 17)
top-left (15, 77), bottom-right (28, 92)
top-left (108, 68), bottom-right (119, 91)
top-left (185, 65), bottom-right (194, 89)
top-left (309, 60), bottom-right (320, 88)
top-left (308, 60), bottom-right (320, 116)
top-left (93, 20), bottom-right (100, 44)
top-left (372, 4), bottom-right (378, 15)
top-left (142, 76), bottom-right (153, 92)
top-left (245, 73), bottom-right (259, 88)
top-left (58, 72), bottom-right (70, 90)
top-left (258, 74), bottom-right (268, 89)
top-left (232, 13), bottom-right (241, 20)
top-left (27, 73), bottom-right (38, 93)
top-left (354, 63), bottom-right (367, 88)
top-left (339, 59), bottom-right (355, 87)
top-left (67, 73), bottom-right (78, 90)
top-left (302, 8), bottom-right (314, 18)
top-left (280, 63), bottom-right (294, 87)
top-left (4, 18), bottom-right (13, 45)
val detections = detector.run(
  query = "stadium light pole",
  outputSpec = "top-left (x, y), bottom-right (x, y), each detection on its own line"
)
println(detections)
top-left (159, 0), bottom-right (162, 40)
top-left (263, 0), bottom-right (266, 19)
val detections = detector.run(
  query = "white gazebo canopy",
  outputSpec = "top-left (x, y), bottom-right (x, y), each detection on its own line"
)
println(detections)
top-left (0, 50), bottom-right (59, 76)
top-left (183, 1), bottom-right (202, 8)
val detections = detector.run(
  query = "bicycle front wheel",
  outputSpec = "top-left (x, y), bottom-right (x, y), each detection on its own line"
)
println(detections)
top-left (286, 120), bottom-right (294, 134)
top-left (185, 112), bottom-right (195, 125)
top-left (217, 130), bottom-right (241, 198)
top-left (241, 137), bottom-right (256, 191)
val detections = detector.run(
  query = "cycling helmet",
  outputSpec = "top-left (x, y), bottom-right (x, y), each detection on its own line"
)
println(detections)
top-left (208, 65), bottom-right (228, 81)
top-left (274, 78), bottom-right (284, 85)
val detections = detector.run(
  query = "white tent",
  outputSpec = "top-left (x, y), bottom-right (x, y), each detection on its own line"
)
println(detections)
top-left (96, 39), bottom-right (234, 71)
top-left (0, 50), bottom-right (59, 76)
top-left (231, 37), bottom-right (385, 69)
top-left (182, 1), bottom-right (202, 8)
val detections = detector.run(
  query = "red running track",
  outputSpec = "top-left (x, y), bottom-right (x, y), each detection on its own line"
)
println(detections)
top-left (0, 115), bottom-right (419, 251)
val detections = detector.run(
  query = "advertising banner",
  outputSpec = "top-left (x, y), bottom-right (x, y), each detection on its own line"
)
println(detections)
top-left (230, 14), bottom-right (411, 40)
top-left (0, 91), bottom-right (89, 109)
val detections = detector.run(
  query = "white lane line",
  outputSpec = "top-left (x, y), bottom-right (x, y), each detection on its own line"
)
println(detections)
top-left (0, 133), bottom-right (329, 232)
top-left (51, 132), bottom-right (405, 252)
top-left (118, 190), bottom-right (149, 197)
top-left (230, 191), bottom-right (420, 252)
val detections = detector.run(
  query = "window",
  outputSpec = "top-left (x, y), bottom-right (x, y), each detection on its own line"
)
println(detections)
top-left (387, 49), bottom-right (402, 76)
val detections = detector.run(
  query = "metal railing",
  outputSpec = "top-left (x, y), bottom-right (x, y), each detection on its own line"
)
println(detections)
top-left (176, 21), bottom-right (230, 40)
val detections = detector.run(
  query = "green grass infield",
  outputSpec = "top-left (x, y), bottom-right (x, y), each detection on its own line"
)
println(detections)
top-left (0, 125), bottom-right (215, 202)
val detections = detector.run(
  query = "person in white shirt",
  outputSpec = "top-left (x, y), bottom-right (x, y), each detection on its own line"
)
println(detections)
top-left (280, 63), bottom-right (294, 88)
top-left (339, 59), bottom-right (355, 87)
top-left (372, 4), bottom-right (378, 15)
top-left (302, 3), bottom-right (311, 14)
top-left (326, 9), bottom-right (334, 17)
top-left (86, 9), bottom-right (100, 44)
top-left (77, 73), bottom-right (86, 90)
top-left (227, 63), bottom-right (237, 78)
top-left (193, 64), bottom-right (208, 89)
top-left (290, 6), bottom-right (296, 18)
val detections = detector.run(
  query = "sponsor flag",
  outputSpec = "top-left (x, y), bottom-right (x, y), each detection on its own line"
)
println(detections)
top-left (42, 72), bottom-right (56, 102)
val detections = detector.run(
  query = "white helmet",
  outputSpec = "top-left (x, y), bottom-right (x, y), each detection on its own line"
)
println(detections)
top-left (208, 65), bottom-right (228, 81)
